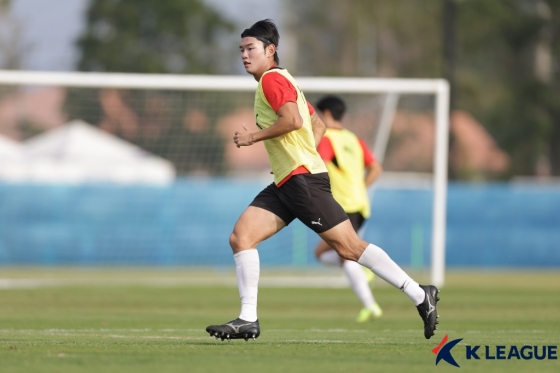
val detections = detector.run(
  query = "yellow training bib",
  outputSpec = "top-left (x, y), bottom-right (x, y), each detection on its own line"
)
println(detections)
top-left (323, 128), bottom-right (370, 218)
top-left (254, 68), bottom-right (327, 184)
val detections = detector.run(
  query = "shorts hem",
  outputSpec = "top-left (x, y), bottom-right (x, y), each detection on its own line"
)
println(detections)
top-left (249, 202), bottom-right (292, 226)
top-left (313, 215), bottom-right (349, 234)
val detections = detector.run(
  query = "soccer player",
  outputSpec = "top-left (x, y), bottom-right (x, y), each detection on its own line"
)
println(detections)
top-left (314, 95), bottom-right (384, 323)
top-left (206, 19), bottom-right (439, 342)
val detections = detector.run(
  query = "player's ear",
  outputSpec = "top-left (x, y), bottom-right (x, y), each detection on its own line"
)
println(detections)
top-left (266, 43), bottom-right (276, 57)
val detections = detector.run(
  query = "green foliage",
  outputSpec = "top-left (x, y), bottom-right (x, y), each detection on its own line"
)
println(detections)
top-left (454, 0), bottom-right (559, 176)
top-left (68, 0), bottom-right (237, 175)
top-left (289, 0), bottom-right (560, 178)
top-left (76, 0), bottom-right (234, 74)
top-left (289, 0), bottom-right (442, 78)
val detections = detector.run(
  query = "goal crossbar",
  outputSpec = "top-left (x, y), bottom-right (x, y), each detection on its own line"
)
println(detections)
top-left (0, 70), bottom-right (446, 93)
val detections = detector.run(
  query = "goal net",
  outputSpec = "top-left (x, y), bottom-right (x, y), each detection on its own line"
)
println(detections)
top-left (0, 70), bottom-right (449, 286)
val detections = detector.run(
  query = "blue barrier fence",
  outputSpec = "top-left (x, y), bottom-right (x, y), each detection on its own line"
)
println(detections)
top-left (0, 179), bottom-right (559, 267)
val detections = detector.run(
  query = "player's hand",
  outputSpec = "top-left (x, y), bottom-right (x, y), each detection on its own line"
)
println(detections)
top-left (233, 124), bottom-right (255, 148)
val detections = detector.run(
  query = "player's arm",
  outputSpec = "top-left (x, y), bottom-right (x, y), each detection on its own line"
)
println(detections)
top-left (359, 137), bottom-right (382, 187)
top-left (233, 102), bottom-right (302, 147)
top-left (364, 161), bottom-right (383, 187)
top-left (310, 111), bottom-right (326, 146)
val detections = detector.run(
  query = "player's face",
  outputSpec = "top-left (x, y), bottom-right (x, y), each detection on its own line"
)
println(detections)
top-left (240, 37), bottom-right (274, 76)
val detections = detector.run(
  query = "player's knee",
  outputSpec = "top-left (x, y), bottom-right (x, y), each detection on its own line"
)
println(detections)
top-left (229, 230), bottom-right (258, 252)
top-left (229, 231), bottom-right (244, 252)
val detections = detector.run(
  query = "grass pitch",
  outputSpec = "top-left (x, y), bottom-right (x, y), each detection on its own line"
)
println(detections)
top-left (0, 269), bottom-right (559, 373)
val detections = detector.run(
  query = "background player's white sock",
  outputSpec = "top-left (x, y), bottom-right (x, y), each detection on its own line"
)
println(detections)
top-left (357, 244), bottom-right (425, 305)
top-left (343, 260), bottom-right (375, 308)
top-left (234, 249), bottom-right (260, 322)
top-left (318, 249), bottom-right (342, 267)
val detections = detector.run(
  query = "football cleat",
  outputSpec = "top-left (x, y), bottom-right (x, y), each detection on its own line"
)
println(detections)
top-left (356, 302), bottom-right (383, 322)
top-left (206, 318), bottom-right (260, 341)
top-left (416, 285), bottom-right (440, 339)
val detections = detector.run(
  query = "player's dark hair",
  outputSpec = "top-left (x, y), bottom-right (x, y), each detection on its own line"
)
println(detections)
top-left (241, 19), bottom-right (280, 65)
top-left (316, 95), bottom-right (346, 121)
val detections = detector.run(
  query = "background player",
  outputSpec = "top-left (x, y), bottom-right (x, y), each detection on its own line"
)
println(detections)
top-left (206, 19), bottom-right (439, 342)
top-left (314, 95), bottom-right (384, 322)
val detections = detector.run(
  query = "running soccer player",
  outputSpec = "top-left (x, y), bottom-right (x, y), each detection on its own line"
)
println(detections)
top-left (314, 95), bottom-right (383, 323)
top-left (206, 19), bottom-right (439, 342)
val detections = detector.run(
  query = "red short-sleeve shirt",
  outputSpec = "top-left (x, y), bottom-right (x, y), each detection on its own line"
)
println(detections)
top-left (261, 71), bottom-right (315, 115)
top-left (260, 70), bottom-right (315, 186)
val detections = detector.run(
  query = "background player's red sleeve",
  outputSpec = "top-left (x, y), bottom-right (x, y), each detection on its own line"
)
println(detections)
top-left (261, 72), bottom-right (298, 112)
top-left (358, 138), bottom-right (376, 166)
top-left (307, 102), bottom-right (315, 115)
top-left (317, 137), bottom-right (335, 162)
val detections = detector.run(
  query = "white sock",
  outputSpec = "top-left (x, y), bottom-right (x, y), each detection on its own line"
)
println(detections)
top-left (357, 244), bottom-right (425, 305)
top-left (343, 260), bottom-right (375, 308)
top-left (318, 249), bottom-right (342, 267)
top-left (234, 249), bottom-right (260, 322)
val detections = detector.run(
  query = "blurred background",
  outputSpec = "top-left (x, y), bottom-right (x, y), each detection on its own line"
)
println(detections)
top-left (0, 0), bottom-right (559, 272)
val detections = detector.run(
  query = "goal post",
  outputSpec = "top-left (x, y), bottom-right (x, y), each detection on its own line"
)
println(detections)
top-left (0, 70), bottom-right (449, 287)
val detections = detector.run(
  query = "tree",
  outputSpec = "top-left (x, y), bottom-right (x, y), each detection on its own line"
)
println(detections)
top-left (76, 0), bottom-right (234, 74)
top-left (454, 0), bottom-right (560, 177)
top-left (67, 0), bottom-right (235, 176)
top-left (287, 0), bottom-right (441, 78)
top-left (288, 0), bottom-right (560, 179)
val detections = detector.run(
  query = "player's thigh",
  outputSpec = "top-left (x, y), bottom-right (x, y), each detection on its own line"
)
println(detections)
top-left (318, 219), bottom-right (369, 261)
top-left (230, 206), bottom-right (286, 252)
top-left (315, 213), bottom-right (365, 260)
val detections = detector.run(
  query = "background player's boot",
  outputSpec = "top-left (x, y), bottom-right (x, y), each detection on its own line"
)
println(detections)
top-left (416, 285), bottom-right (440, 339)
top-left (356, 302), bottom-right (383, 322)
top-left (206, 318), bottom-right (260, 341)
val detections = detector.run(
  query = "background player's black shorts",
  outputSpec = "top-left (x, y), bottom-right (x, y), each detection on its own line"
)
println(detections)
top-left (250, 172), bottom-right (348, 233)
top-left (347, 212), bottom-right (366, 232)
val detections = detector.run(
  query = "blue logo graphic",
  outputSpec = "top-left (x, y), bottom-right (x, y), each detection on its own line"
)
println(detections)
top-left (431, 335), bottom-right (558, 367)
top-left (433, 334), bottom-right (463, 367)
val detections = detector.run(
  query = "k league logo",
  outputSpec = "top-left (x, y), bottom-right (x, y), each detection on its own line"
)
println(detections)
top-left (432, 334), bottom-right (463, 367)
top-left (432, 334), bottom-right (558, 368)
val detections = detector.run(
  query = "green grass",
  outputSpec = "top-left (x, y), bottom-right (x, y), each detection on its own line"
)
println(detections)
top-left (0, 269), bottom-right (559, 372)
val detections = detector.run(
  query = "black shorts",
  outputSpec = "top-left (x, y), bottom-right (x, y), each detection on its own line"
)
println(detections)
top-left (347, 212), bottom-right (366, 232)
top-left (250, 172), bottom-right (348, 233)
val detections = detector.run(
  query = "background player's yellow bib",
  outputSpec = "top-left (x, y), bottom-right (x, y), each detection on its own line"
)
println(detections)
top-left (255, 68), bottom-right (326, 185)
top-left (323, 128), bottom-right (370, 218)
